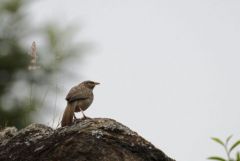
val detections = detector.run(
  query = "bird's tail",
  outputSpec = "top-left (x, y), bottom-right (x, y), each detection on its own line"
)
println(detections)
top-left (61, 103), bottom-right (74, 127)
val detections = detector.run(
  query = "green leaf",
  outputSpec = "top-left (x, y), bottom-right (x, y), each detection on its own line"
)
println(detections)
top-left (211, 137), bottom-right (225, 146)
top-left (226, 135), bottom-right (233, 144)
top-left (229, 140), bottom-right (240, 152)
top-left (236, 152), bottom-right (240, 161)
top-left (208, 156), bottom-right (226, 161)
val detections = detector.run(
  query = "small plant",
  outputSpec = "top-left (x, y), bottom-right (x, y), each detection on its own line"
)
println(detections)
top-left (208, 135), bottom-right (240, 161)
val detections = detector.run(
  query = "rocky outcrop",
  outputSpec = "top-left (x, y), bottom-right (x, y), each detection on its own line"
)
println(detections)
top-left (0, 118), bottom-right (175, 161)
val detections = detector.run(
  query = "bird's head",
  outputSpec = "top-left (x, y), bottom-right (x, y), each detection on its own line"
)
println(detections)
top-left (81, 80), bottom-right (100, 89)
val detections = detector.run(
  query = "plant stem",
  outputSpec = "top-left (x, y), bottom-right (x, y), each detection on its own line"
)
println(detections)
top-left (52, 82), bottom-right (58, 127)
top-left (224, 143), bottom-right (231, 161)
top-left (29, 81), bottom-right (33, 107)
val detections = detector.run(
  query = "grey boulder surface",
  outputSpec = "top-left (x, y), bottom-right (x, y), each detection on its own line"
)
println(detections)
top-left (0, 118), bottom-right (175, 161)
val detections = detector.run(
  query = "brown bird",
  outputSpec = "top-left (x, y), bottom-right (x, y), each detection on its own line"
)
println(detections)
top-left (61, 80), bottom-right (100, 127)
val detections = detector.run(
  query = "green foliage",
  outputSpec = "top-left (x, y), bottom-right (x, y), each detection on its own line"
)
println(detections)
top-left (208, 136), bottom-right (240, 161)
top-left (208, 156), bottom-right (226, 161)
top-left (230, 141), bottom-right (240, 153)
top-left (0, 0), bottom-right (90, 129)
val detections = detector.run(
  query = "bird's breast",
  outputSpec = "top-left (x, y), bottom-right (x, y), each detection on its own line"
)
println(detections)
top-left (75, 96), bottom-right (93, 112)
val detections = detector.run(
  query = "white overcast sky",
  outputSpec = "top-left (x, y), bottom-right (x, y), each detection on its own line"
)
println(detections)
top-left (29, 1), bottom-right (240, 161)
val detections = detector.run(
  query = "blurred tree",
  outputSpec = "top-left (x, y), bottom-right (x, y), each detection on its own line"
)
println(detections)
top-left (0, 0), bottom-right (91, 129)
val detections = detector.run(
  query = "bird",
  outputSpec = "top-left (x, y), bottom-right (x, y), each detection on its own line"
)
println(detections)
top-left (61, 80), bottom-right (100, 127)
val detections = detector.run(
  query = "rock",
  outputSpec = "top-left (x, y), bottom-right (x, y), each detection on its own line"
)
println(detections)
top-left (0, 118), bottom-right (175, 161)
top-left (0, 127), bottom-right (18, 145)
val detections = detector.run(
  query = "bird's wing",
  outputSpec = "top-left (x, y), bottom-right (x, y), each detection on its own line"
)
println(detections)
top-left (66, 86), bottom-right (89, 103)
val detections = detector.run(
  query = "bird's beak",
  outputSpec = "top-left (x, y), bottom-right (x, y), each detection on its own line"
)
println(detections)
top-left (94, 82), bottom-right (100, 85)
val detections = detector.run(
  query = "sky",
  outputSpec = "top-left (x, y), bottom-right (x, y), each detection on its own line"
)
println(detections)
top-left (29, 0), bottom-right (240, 161)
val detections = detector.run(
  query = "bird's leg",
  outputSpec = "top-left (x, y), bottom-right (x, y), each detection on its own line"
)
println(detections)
top-left (73, 113), bottom-right (77, 120)
top-left (72, 102), bottom-right (78, 121)
top-left (79, 108), bottom-right (88, 119)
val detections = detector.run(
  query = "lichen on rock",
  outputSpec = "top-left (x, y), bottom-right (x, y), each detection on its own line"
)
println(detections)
top-left (0, 118), bottom-right (175, 161)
